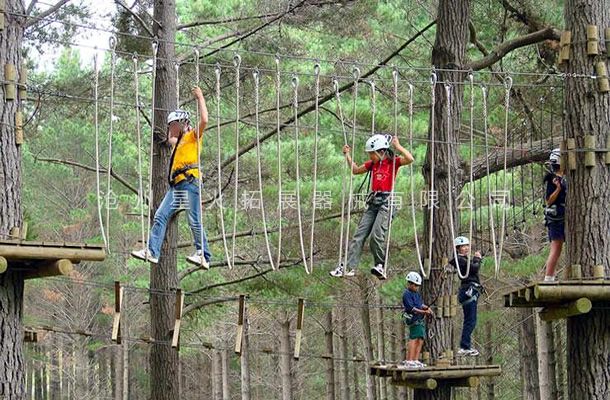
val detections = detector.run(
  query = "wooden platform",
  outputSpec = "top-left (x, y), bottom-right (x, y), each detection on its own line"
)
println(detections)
top-left (504, 280), bottom-right (610, 320)
top-left (0, 239), bottom-right (106, 279)
top-left (370, 363), bottom-right (501, 390)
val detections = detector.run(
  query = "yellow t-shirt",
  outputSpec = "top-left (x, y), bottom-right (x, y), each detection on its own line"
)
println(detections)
top-left (169, 129), bottom-right (203, 184)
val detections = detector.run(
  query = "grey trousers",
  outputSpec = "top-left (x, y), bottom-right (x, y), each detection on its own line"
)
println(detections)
top-left (345, 195), bottom-right (393, 269)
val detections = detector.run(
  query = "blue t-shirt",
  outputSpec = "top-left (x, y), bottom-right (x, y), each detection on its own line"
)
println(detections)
top-left (544, 173), bottom-right (567, 216)
top-left (402, 289), bottom-right (424, 323)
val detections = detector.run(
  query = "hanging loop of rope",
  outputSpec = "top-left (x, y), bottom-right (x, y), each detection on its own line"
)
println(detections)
top-left (133, 53), bottom-right (146, 254)
top-left (145, 40), bottom-right (159, 259)
top-left (465, 71), bottom-right (475, 279)
top-left (105, 36), bottom-right (117, 251)
top-left (274, 55), bottom-right (283, 268)
top-left (252, 67), bottom-right (275, 270)
top-left (407, 82), bottom-right (425, 277)
top-left (308, 63), bottom-right (321, 273)
top-left (425, 69), bottom-right (438, 278)
top-left (93, 50), bottom-right (107, 248)
top-left (214, 63), bottom-right (232, 269)
top-left (341, 67), bottom-right (361, 271)
top-left (368, 79), bottom-right (376, 133)
top-left (193, 48), bottom-right (206, 269)
top-left (291, 75), bottom-right (310, 274)
top-left (333, 77), bottom-right (350, 269)
top-left (230, 53), bottom-right (242, 266)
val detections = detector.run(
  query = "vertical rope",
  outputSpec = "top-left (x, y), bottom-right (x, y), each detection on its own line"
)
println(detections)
top-left (407, 83), bottom-right (425, 277)
top-left (133, 54), bottom-right (146, 253)
top-left (105, 37), bottom-right (117, 250)
top-left (466, 72), bottom-right (475, 277)
top-left (341, 67), bottom-right (361, 270)
top-left (274, 56), bottom-right (283, 268)
top-left (496, 77), bottom-right (513, 276)
top-left (253, 68), bottom-right (275, 270)
top-left (145, 41), bottom-right (158, 261)
top-left (292, 75), bottom-right (310, 274)
top-left (426, 71), bottom-right (437, 277)
top-left (215, 64), bottom-right (232, 269)
top-left (230, 54), bottom-right (242, 265)
top-left (481, 86), bottom-right (499, 275)
top-left (194, 48), bottom-right (207, 269)
top-left (175, 63), bottom-right (180, 106)
top-left (333, 78), bottom-right (349, 269)
top-left (383, 69), bottom-right (399, 274)
top-left (308, 64), bottom-right (321, 272)
top-left (93, 50), bottom-right (107, 247)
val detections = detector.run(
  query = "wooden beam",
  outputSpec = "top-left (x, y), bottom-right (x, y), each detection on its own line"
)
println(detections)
top-left (294, 298), bottom-right (305, 360)
top-left (235, 295), bottom-right (246, 355)
top-left (171, 289), bottom-right (185, 349)
top-left (24, 259), bottom-right (73, 280)
top-left (0, 243), bottom-right (106, 262)
top-left (444, 376), bottom-right (480, 387)
top-left (534, 284), bottom-right (610, 301)
top-left (394, 366), bottom-right (502, 380)
top-left (0, 256), bottom-right (7, 274)
top-left (539, 298), bottom-right (592, 321)
top-left (405, 379), bottom-right (438, 390)
top-left (112, 281), bottom-right (123, 344)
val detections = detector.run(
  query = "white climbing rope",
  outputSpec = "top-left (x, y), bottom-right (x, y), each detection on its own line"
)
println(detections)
top-left (230, 54), bottom-right (242, 266)
top-left (105, 36), bottom-right (116, 249)
top-left (253, 68), bottom-right (275, 270)
top-left (215, 64), bottom-right (232, 269)
top-left (175, 62), bottom-right (180, 105)
top-left (341, 67), bottom-right (361, 271)
top-left (133, 54), bottom-right (146, 253)
top-left (145, 41), bottom-right (158, 261)
top-left (496, 76), bottom-right (513, 277)
top-left (93, 51), bottom-right (107, 248)
top-left (308, 63), bottom-right (321, 272)
top-left (407, 83), bottom-right (426, 277)
top-left (194, 49), bottom-right (207, 269)
top-left (333, 78), bottom-right (350, 270)
top-left (274, 56), bottom-right (283, 268)
top-left (292, 75), bottom-right (310, 274)
top-left (426, 71), bottom-right (437, 277)
top-left (464, 72), bottom-right (476, 279)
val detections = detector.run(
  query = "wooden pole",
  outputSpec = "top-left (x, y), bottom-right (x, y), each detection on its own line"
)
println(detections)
top-left (111, 281), bottom-right (123, 344)
top-left (23, 259), bottom-right (73, 280)
top-left (534, 285), bottom-right (610, 301)
top-left (539, 298), bottom-right (592, 321)
top-left (0, 243), bottom-right (106, 261)
top-left (444, 377), bottom-right (480, 388)
top-left (294, 298), bottom-right (305, 359)
top-left (403, 379), bottom-right (437, 390)
top-left (171, 289), bottom-right (184, 349)
top-left (235, 295), bottom-right (245, 355)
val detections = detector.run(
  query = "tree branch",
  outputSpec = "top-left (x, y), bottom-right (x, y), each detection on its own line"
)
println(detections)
top-left (183, 296), bottom-right (240, 316)
top-left (26, 0), bottom-right (39, 16)
top-left (25, 0), bottom-right (71, 28)
top-left (178, 12), bottom-right (282, 30)
top-left (115, 0), bottom-right (154, 38)
top-left (179, 256), bottom-right (303, 281)
top-left (466, 27), bottom-right (560, 71)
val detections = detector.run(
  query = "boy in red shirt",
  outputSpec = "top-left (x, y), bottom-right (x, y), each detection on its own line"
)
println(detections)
top-left (330, 134), bottom-right (414, 279)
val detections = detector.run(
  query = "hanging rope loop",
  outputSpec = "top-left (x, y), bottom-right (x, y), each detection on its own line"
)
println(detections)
top-left (252, 67), bottom-right (259, 82)
top-left (214, 62), bottom-right (221, 78)
top-left (233, 53), bottom-right (242, 68)
top-left (151, 40), bottom-right (158, 56)
top-left (108, 35), bottom-right (117, 51)
top-left (430, 69), bottom-right (438, 86)
top-left (352, 66), bottom-right (361, 81)
top-left (313, 62), bottom-right (321, 76)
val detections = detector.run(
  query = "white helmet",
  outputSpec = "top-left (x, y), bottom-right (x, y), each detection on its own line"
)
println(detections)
top-left (549, 148), bottom-right (560, 164)
top-left (454, 236), bottom-right (470, 247)
top-left (167, 109), bottom-right (190, 125)
top-left (365, 134), bottom-right (390, 152)
top-left (406, 271), bottom-right (422, 286)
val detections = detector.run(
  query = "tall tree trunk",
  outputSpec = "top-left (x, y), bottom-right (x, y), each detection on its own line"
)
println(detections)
top-left (554, 322), bottom-right (566, 400)
top-left (358, 278), bottom-right (376, 400)
top-left (221, 349), bottom-right (230, 400)
top-left (536, 318), bottom-right (558, 400)
top-left (49, 342), bottom-right (61, 400)
top-left (0, 4), bottom-right (26, 398)
top-left (352, 343), bottom-right (360, 400)
top-left (390, 321), bottom-right (399, 400)
top-left (325, 311), bottom-right (336, 400)
top-left (212, 350), bottom-right (222, 400)
top-left (340, 317), bottom-right (351, 400)
top-left (519, 308), bottom-right (540, 400)
top-left (149, 0), bottom-right (180, 398)
top-left (418, 1), bottom-right (470, 398)
top-left (122, 341), bottom-right (129, 400)
top-left (484, 307), bottom-right (494, 400)
top-left (241, 317), bottom-right (251, 400)
top-left (564, 2), bottom-right (610, 400)
top-left (280, 318), bottom-right (293, 400)
top-left (398, 321), bottom-right (407, 400)
top-left (376, 298), bottom-right (386, 400)
top-left (112, 345), bottom-right (122, 400)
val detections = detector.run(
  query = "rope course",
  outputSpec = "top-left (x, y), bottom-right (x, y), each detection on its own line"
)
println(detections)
top-left (92, 51), bottom-right (107, 248)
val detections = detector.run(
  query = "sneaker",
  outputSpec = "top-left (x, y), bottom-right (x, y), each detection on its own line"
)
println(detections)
top-left (467, 348), bottom-right (480, 356)
top-left (131, 249), bottom-right (158, 264)
top-left (413, 361), bottom-right (427, 368)
top-left (543, 275), bottom-right (556, 282)
top-left (186, 251), bottom-right (210, 269)
top-left (458, 348), bottom-right (479, 356)
top-left (371, 264), bottom-right (387, 280)
top-left (397, 360), bottom-right (421, 369)
top-left (330, 264), bottom-right (355, 278)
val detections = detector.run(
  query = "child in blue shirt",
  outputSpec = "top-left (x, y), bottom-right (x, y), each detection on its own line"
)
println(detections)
top-left (400, 271), bottom-right (433, 368)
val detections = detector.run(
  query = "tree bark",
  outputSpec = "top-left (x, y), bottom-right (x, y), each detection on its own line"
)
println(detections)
top-left (563, 2), bottom-right (610, 400)
top-left (149, 1), bottom-right (180, 399)
top-left (519, 308), bottom-right (540, 400)
top-left (352, 342), bottom-right (360, 400)
top-left (484, 306), bottom-right (495, 400)
top-left (325, 311), bottom-right (336, 400)
top-left (536, 317), bottom-right (558, 400)
top-left (418, 1), bottom-right (471, 398)
top-left (376, 298), bottom-right (386, 400)
top-left (212, 350), bottom-right (222, 400)
top-left (280, 318), bottom-right (293, 400)
top-left (241, 317), bottom-right (251, 400)
top-left (122, 341), bottom-right (129, 400)
top-left (340, 317), bottom-right (351, 400)
top-left (554, 322), bottom-right (566, 400)
top-left (0, 2), bottom-right (26, 397)
top-left (221, 349), bottom-right (230, 400)
top-left (358, 278), bottom-right (376, 400)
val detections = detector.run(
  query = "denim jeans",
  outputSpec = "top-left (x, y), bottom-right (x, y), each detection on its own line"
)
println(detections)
top-left (458, 286), bottom-right (478, 349)
top-left (147, 179), bottom-right (211, 261)
top-left (345, 195), bottom-right (393, 269)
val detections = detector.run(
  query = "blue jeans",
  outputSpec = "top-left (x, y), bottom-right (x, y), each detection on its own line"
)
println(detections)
top-left (147, 179), bottom-right (211, 261)
top-left (458, 286), bottom-right (478, 349)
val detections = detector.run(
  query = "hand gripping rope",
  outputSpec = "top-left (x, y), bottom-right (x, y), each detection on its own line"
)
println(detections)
top-left (93, 50), bottom-right (107, 248)
top-left (230, 54), bottom-right (242, 267)
top-left (291, 75), bottom-right (310, 274)
top-left (341, 67), bottom-right (361, 272)
top-left (215, 64), bottom-right (232, 269)
top-left (252, 68), bottom-right (275, 270)
top-left (194, 48), bottom-right (207, 269)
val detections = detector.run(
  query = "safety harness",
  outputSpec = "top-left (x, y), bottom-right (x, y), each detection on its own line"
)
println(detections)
top-left (167, 132), bottom-right (199, 186)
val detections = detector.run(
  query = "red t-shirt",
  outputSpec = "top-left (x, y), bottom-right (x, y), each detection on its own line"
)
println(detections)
top-left (363, 157), bottom-right (403, 192)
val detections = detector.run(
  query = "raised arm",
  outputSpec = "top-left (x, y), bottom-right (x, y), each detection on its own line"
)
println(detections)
top-left (192, 87), bottom-right (208, 139)
top-left (343, 145), bottom-right (369, 175)
top-left (546, 176), bottom-right (563, 206)
top-left (391, 136), bottom-right (415, 166)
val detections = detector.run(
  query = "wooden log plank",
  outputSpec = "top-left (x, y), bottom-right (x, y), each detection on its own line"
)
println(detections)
top-left (235, 295), bottom-right (246, 355)
top-left (390, 366), bottom-right (501, 380)
top-left (23, 259), bottom-right (73, 280)
top-left (539, 298), bottom-right (592, 321)
top-left (534, 285), bottom-right (610, 301)
top-left (0, 243), bottom-right (106, 262)
top-left (112, 282), bottom-right (123, 343)
top-left (171, 289), bottom-right (185, 349)
top-left (406, 379), bottom-right (438, 390)
top-left (293, 298), bottom-right (305, 359)
top-left (444, 377), bottom-right (480, 388)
